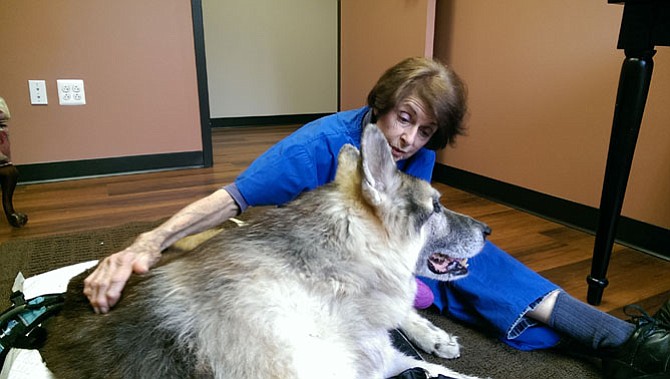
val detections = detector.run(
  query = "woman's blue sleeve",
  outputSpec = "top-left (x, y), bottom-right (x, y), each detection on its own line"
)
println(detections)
top-left (233, 142), bottom-right (319, 208)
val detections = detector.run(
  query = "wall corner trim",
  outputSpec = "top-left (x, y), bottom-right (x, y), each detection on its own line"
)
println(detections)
top-left (17, 151), bottom-right (204, 184)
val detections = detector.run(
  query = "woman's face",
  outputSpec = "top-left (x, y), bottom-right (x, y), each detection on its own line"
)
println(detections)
top-left (375, 96), bottom-right (437, 161)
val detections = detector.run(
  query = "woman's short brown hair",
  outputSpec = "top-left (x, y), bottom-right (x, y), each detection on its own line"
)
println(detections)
top-left (367, 57), bottom-right (468, 150)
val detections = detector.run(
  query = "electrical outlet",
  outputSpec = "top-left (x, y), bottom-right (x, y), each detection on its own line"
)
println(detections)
top-left (57, 79), bottom-right (86, 105)
top-left (28, 80), bottom-right (48, 105)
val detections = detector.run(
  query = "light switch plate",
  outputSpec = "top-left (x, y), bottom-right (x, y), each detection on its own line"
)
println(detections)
top-left (28, 80), bottom-right (48, 105)
top-left (57, 79), bottom-right (86, 105)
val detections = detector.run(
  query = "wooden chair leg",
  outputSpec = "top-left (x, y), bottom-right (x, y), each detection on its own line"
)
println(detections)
top-left (0, 165), bottom-right (28, 227)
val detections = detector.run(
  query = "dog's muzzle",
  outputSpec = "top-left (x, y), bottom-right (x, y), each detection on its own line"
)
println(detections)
top-left (426, 224), bottom-right (491, 277)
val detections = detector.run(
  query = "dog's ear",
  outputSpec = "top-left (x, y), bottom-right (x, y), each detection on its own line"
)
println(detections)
top-left (335, 143), bottom-right (361, 185)
top-left (360, 123), bottom-right (399, 206)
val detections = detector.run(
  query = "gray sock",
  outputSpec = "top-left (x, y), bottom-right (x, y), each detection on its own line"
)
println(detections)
top-left (548, 291), bottom-right (635, 350)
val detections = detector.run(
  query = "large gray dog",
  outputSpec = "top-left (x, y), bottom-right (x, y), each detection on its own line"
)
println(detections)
top-left (41, 124), bottom-right (490, 379)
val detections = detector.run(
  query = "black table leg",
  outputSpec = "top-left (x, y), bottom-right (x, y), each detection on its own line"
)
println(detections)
top-left (586, 48), bottom-right (655, 306)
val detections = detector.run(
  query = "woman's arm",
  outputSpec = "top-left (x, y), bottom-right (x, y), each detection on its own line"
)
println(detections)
top-left (83, 188), bottom-right (239, 313)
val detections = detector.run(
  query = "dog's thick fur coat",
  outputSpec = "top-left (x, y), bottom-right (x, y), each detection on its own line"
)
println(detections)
top-left (41, 125), bottom-right (489, 379)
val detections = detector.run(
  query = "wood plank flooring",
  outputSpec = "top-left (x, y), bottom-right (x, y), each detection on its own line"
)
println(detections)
top-left (2, 126), bottom-right (669, 318)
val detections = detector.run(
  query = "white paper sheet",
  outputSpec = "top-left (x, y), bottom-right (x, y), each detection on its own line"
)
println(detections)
top-left (0, 260), bottom-right (98, 379)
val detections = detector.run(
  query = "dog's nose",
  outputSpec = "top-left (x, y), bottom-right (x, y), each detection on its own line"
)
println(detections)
top-left (482, 224), bottom-right (492, 238)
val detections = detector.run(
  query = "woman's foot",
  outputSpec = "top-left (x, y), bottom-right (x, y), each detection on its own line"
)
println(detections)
top-left (603, 301), bottom-right (670, 378)
top-left (654, 299), bottom-right (670, 326)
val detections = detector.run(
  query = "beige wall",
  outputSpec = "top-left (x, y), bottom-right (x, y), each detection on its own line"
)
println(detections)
top-left (434, 1), bottom-right (670, 229)
top-left (340, 0), bottom-right (436, 110)
top-left (203, 0), bottom-right (338, 118)
top-left (0, 1), bottom-right (202, 165)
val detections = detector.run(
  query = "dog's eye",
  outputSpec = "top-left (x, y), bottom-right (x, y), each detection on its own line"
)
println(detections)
top-left (433, 199), bottom-right (442, 214)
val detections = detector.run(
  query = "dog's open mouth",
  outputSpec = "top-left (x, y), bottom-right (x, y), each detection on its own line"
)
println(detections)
top-left (427, 252), bottom-right (469, 276)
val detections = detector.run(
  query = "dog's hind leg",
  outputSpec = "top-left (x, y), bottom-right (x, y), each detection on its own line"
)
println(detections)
top-left (399, 309), bottom-right (461, 359)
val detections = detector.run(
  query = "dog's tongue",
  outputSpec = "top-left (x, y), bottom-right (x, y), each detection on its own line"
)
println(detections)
top-left (427, 252), bottom-right (468, 276)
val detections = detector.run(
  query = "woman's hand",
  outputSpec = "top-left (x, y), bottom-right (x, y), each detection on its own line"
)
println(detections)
top-left (83, 234), bottom-right (162, 314)
top-left (83, 188), bottom-right (241, 314)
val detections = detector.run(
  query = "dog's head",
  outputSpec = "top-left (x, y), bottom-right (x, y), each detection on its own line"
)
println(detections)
top-left (415, 208), bottom-right (490, 281)
top-left (335, 124), bottom-right (489, 280)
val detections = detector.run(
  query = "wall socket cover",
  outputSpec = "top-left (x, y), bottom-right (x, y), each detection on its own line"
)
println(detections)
top-left (57, 79), bottom-right (86, 105)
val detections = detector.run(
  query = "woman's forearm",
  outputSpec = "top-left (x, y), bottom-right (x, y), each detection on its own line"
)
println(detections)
top-left (138, 188), bottom-right (240, 252)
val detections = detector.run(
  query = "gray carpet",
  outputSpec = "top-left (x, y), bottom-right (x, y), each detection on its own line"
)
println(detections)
top-left (418, 310), bottom-right (602, 378)
top-left (0, 221), bottom-right (602, 378)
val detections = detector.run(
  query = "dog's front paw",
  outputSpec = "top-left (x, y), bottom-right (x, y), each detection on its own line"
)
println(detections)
top-left (425, 328), bottom-right (461, 359)
top-left (400, 310), bottom-right (461, 359)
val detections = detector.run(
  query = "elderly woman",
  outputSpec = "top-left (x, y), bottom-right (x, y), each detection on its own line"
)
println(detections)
top-left (83, 57), bottom-right (669, 378)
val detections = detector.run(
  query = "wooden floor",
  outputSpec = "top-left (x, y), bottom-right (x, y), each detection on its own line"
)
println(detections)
top-left (2, 126), bottom-right (669, 318)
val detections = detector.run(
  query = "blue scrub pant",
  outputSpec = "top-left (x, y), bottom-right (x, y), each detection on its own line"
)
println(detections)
top-left (420, 241), bottom-right (563, 351)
